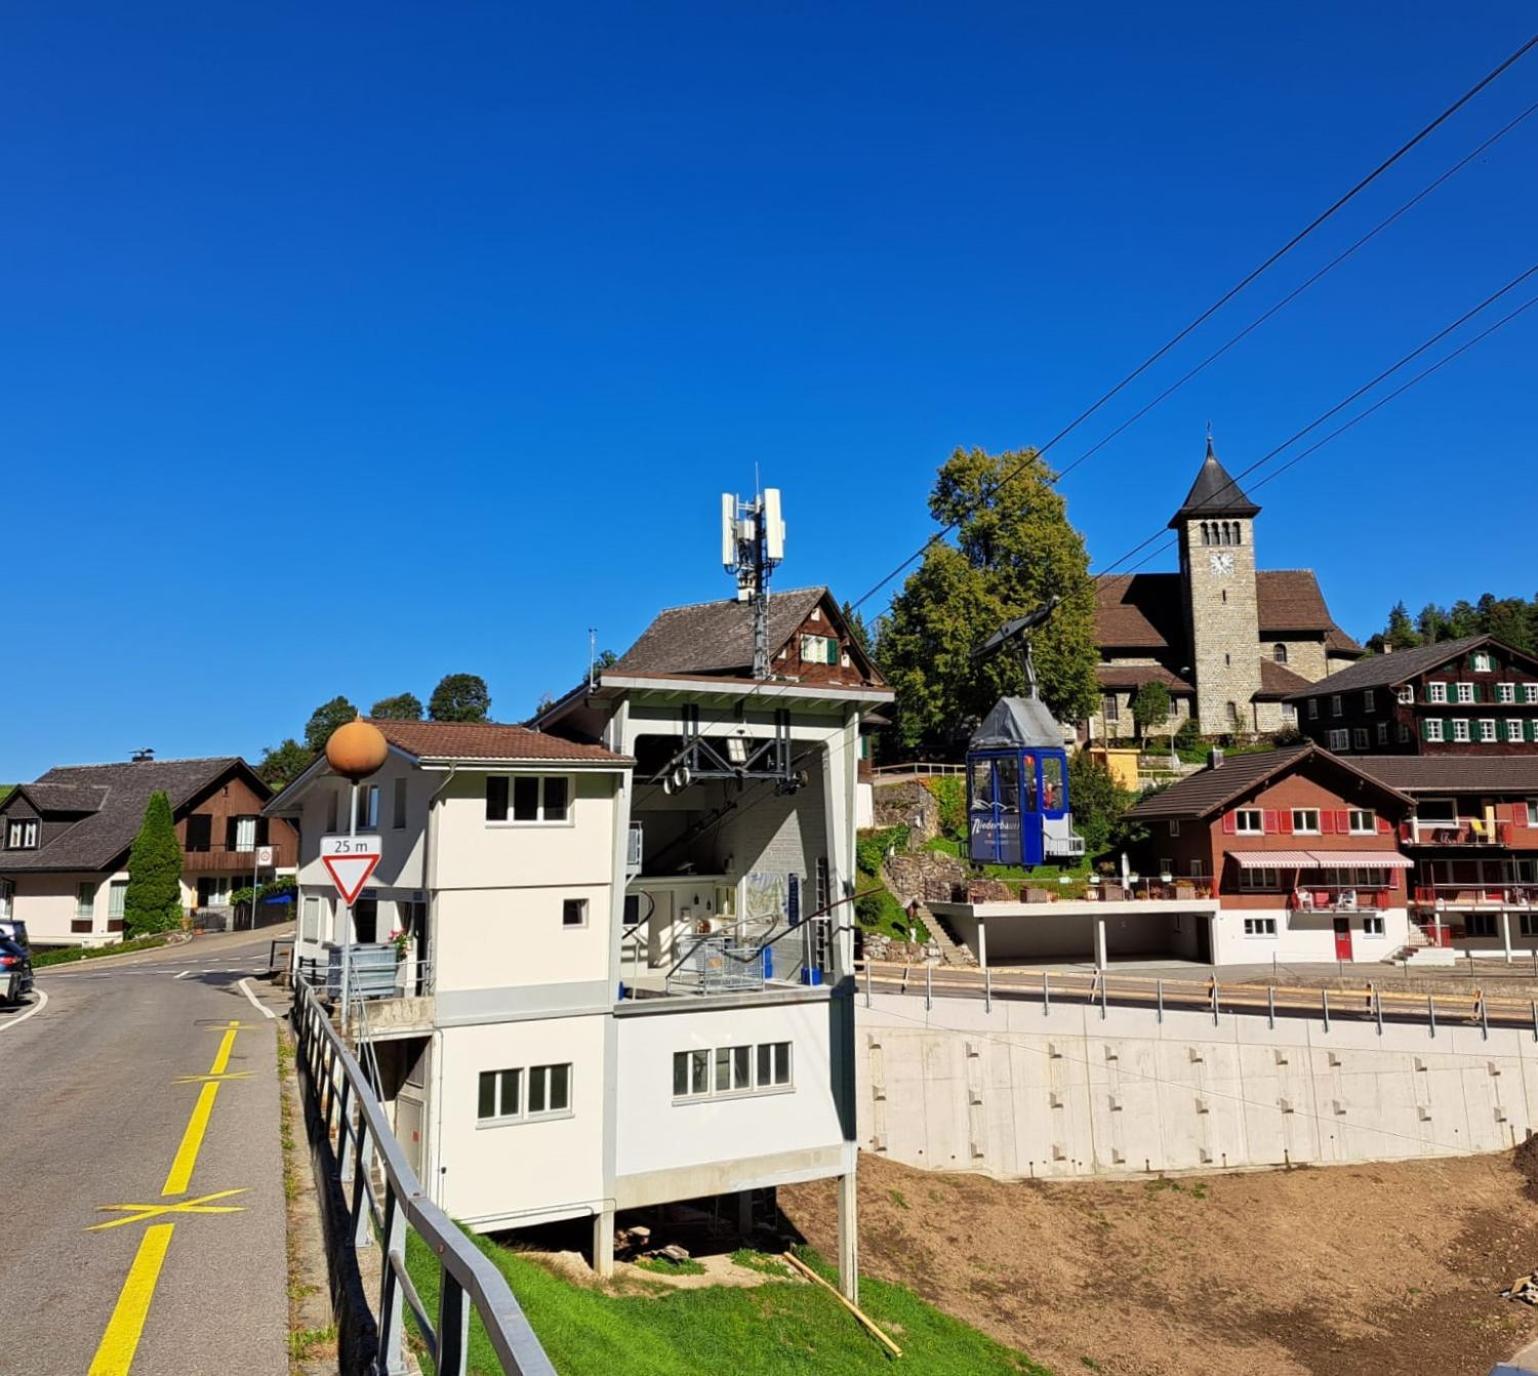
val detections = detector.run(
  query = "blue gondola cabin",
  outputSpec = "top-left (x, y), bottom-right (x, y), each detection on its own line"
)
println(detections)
top-left (967, 695), bottom-right (1086, 867)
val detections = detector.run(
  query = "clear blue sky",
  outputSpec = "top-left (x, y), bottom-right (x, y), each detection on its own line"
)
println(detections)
top-left (3, 3), bottom-right (1534, 779)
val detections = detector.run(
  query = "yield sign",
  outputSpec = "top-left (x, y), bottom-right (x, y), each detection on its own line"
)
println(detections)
top-left (320, 834), bottom-right (382, 906)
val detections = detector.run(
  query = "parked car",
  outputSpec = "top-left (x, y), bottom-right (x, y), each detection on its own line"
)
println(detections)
top-left (0, 918), bottom-right (31, 953)
top-left (0, 937), bottom-right (32, 1006)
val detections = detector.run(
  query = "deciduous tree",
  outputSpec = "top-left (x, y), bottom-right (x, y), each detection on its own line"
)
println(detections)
top-left (304, 696), bottom-right (357, 752)
top-left (370, 692), bottom-right (424, 720)
top-left (257, 739), bottom-right (314, 790)
top-left (1132, 680), bottom-right (1172, 739)
top-left (429, 673), bottom-right (491, 723)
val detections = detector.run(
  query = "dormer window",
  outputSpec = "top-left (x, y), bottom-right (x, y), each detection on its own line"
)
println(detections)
top-left (5, 818), bottom-right (38, 850)
top-left (1473, 651), bottom-right (1493, 672)
top-left (800, 634), bottom-right (838, 666)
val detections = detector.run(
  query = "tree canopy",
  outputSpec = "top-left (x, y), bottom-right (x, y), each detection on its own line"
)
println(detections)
top-left (370, 692), bottom-right (424, 721)
top-left (123, 791), bottom-right (183, 936)
top-left (1366, 592), bottom-right (1538, 655)
top-left (429, 673), bottom-right (491, 723)
top-left (1132, 680), bottom-right (1172, 737)
top-left (878, 447), bottom-right (1099, 756)
top-left (256, 739), bottom-right (314, 790)
top-left (303, 696), bottom-right (357, 752)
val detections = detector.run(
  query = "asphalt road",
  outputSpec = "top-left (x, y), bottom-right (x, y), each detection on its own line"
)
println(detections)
top-left (0, 928), bottom-right (293, 1376)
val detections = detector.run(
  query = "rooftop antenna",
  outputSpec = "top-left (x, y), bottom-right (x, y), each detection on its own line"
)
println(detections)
top-left (587, 627), bottom-right (598, 690)
top-left (130, 747), bottom-right (155, 763)
top-left (722, 482), bottom-right (786, 680)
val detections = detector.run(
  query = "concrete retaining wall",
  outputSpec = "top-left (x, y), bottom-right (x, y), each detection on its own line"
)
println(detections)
top-left (858, 992), bottom-right (1537, 1178)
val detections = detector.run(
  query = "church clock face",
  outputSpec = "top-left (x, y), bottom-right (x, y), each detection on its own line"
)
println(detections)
top-left (1209, 552), bottom-right (1234, 576)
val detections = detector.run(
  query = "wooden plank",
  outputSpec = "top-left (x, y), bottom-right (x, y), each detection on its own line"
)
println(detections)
top-left (781, 1252), bottom-right (903, 1358)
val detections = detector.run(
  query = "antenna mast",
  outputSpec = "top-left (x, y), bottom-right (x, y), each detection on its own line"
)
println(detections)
top-left (722, 484), bottom-right (786, 680)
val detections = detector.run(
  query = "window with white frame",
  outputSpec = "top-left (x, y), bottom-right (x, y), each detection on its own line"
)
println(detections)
top-left (1526, 684), bottom-right (1538, 705)
top-left (1348, 809), bottom-right (1376, 834)
top-left (673, 1049), bottom-right (710, 1098)
top-left (1168, 820), bottom-right (1180, 837)
top-left (1456, 682), bottom-right (1475, 704)
top-left (1292, 808), bottom-right (1321, 834)
top-left (1189, 859), bottom-right (1205, 878)
top-left (1528, 800), bottom-right (1538, 827)
top-left (5, 818), bottom-right (38, 850)
top-left (1330, 695), bottom-right (1343, 717)
top-left (1473, 651), bottom-right (1493, 672)
top-left (1429, 682), bottom-right (1448, 704)
top-left (1329, 729), bottom-right (1349, 751)
top-left (1452, 719), bottom-right (1471, 743)
top-left (1363, 689), bottom-right (1375, 711)
top-left (1397, 685), bottom-right (1414, 705)
top-left (674, 1041), bottom-right (792, 1101)
top-left (561, 898), bottom-right (587, 928)
top-left (1243, 917), bottom-right (1277, 936)
top-left (1308, 698), bottom-right (1319, 720)
top-left (756, 1041), bottom-right (792, 1087)
top-left (476, 1062), bottom-right (572, 1123)
top-left (1159, 857), bottom-right (1174, 877)
top-left (108, 880), bottom-right (127, 920)
top-left (1362, 915), bottom-right (1385, 936)
top-left (1511, 719), bottom-right (1528, 743)
top-left (1426, 720), bottom-right (1445, 743)
top-left (714, 1045), bottom-right (754, 1093)
top-left (1480, 719), bottom-right (1498, 743)
top-left (527, 1064), bottom-right (572, 1117)
top-left (1376, 721), bottom-right (1389, 746)
top-left (800, 634), bottom-right (839, 666)
top-left (1238, 867), bottom-right (1281, 890)
top-left (76, 882), bottom-right (95, 919)
top-left (485, 775), bottom-right (570, 824)
top-left (477, 1068), bottom-right (522, 1122)
top-left (1353, 728), bottom-right (1369, 750)
top-left (1499, 682), bottom-right (1516, 704)
top-left (1102, 694), bottom-right (1119, 723)
top-left (1234, 809), bottom-right (1263, 834)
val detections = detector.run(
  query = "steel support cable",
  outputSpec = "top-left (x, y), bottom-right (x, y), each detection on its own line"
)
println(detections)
top-left (845, 32), bottom-right (1538, 615)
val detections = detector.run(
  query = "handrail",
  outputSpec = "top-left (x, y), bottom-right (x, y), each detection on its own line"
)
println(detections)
top-left (291, 978), bottom-right (557, 1376)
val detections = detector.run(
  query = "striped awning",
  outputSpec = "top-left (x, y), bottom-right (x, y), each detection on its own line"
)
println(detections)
top-left (1229, 850), bottom-right (1317, 868)
top-left (1304, 850), bottom-right (1414, 869)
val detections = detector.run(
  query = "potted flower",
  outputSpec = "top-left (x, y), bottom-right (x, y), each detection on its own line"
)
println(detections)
top-left (388, 927), bottom-right (410, 961)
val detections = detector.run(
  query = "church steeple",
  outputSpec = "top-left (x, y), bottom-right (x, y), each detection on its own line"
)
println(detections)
top-left (1168, 434), bottom-right (1262, 529)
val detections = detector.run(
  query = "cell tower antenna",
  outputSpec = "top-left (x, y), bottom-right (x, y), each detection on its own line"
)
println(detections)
top-left (587, 627), bottom-right (598, 690)
top-left (721, 483), bottom-right (786, 679)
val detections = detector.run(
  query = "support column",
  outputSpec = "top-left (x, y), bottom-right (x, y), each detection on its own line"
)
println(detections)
top-left (737, 1189), bottom-right (755, 1239)
top-left (822, 706), bottom-right (860, 981)
top-left (836, 1171), bottom-right (859, 1304)
top-left (976, 915), bottom-right (988, 972)
top-left (1503, 908), bottom-right (1514, 964)
top-left (592, 1208), bottom-right (615, 1280)
top-left (1094, 916), bottom-right (1107, 971)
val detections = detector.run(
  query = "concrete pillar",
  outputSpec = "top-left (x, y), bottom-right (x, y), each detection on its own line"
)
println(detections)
top-left (736, 1189), bottom-right (755, 1238)
top-left (976, 916), bottom-right (988, 972)
top-left (836, 1171), bottom-right (859, 1304)
top-left (1503, 908), bottom-right (1514, 964)
top-left (1094, 916), bottom-right (1107, 971)
top-left (592, 1208), bottom-right (615, 1280)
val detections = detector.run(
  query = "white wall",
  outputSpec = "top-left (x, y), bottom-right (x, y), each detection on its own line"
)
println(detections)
top-left (13, 870), bottom-right (123, 946)
top-left (435, 884), bottom-right (613, 993)
top-left (1210, 906), bottom-right (1410, 966)
top-left (860, 991), bottom-right (1534, 1179)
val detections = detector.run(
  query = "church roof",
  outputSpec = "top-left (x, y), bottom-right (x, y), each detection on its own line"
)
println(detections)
top-left (1094, 570), bottom-right (1340, 650)
top-left (1167, 438), bottom-right (1261, 527)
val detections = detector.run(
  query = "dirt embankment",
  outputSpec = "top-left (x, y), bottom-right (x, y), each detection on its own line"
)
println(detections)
top-left (783, 1150), bottom-right (1538, 1376)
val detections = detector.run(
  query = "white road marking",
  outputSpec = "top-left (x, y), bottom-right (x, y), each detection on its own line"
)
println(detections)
top-left (238, 978), bottom-right (277, 1020)
top-left (0, 988), bottom-right (49, 1033)
top-left (174, 970), bottom-right (194, 980)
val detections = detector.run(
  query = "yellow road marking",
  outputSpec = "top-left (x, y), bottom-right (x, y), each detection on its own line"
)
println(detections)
top-left (209, 1021), bottom-right (240, 1076)
top-left (160, 1021), bottom-right (241, 1195)
top-left (89, 1188), bottom-right (249, 1231)
top-left (172, 1071), bottom-right (252, 1085)
top-left (86, 1222), bottom-right (174, 1376)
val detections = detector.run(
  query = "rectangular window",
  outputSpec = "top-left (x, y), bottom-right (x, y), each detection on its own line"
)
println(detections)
top-left (1292, 809), bottom-right (1321, 834)
top-left (1456, 682), bottom-right (1475, 704)
top-left (1102, 694), bottom-right (1120, 722)
top-left (76, 882), bottom-right (95, 919)
top-left (1346, 809), bottom-right (1375, 834)
top-left (485, 776), bottom-right (509, 821)
top-left (1243, 917), bottom-right (1277, 936)
top-left (756, 1041), bottom-right (792, 1088)
top-left (1329, 729), bottom-right (1349, 751)
top-left (1189, 859), bottom-right (1204, 879)
top-left (1426, 719), bottom-right (1445, 743)
top-left (1168, 820), bottom-right (1180, 837)
top-left (301, 894), bottom-right (322, 942)
top-left (1429, 682), bottom-right (1448, 704)
top-left (1376, 722), bottom-right (1389, 746)
top-left (527, 1063), bottom-right (572, 1116)
top-left (1397, 686), bottom-right (1415, 705)
top-left (1308, 698), bottom-right (1319, 720)
top-left (1330, 695), bottom-right (1342, 717)
top-left (673, 1050), bottom-right (710, 1098)
top-left (1363, 689), bottom-right (1375, 711)
top-left (714, 1045), bottom-right (753, 1094)
top-left (1234, 809), bottom-right (1263, 834)
top-left (489, 776), bottom-right (571, 824)
top-left (6, 818), bottom-right (38, 849)
top-left (1239, 868), bottom-right (1280, 891)
top-left (562, 898), bottom-right (588, 928)
top-left (1473, 651), bottom-right (1493, 672)
top-left (542, 776), bottom-right (569, 822)
top-left (513, 776), bottom-right (540, 820)
top-left (1352, 728), bottom-right (1369, 750)
top-left (1159, 858), bottom-right (1174, 877)
top-left (1362, 915), bottom-right (1385, 936)
top-left (1479, 719), bottom-right (1498, 743)
top-left (800, 634), bottom-right (838, 666)
top-left (1466, 913), bottom-right (1497, 938)
top-left (1522, 913), bottom-right (1538, 939)
top-left (1528, 800), bottom-right (1538, 828)
top-left (392, 777), bottom-right (408, 829)
top-left (353, 787), bottom-right (379, 832)
top-left (477, 1068), bottom-right (522, 1121)
top-left (1527, 684), bottom-right (1538, 705)
top-left (108, 880), bottom-right (128, 920)
top-left (1452, 720), bottom-right (1471, 743)
top-left (1499, 682), bottom-right (1516, 704)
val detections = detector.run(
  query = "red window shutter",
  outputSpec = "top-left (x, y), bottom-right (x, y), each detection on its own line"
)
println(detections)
top-left (1496, 802), bottom-right (1514, 825)
top-left (1263, 810), bottom-right (1279, 833)
top-left (1335, 809), bottom-right (1350, 833)
top-left (1320, 811), bottom-right (1336, 834)
top-left (1222, 811), bottom-right (1236, 835)
top-left (1279, 812), bottom-right (1293, 835)
top-left (1377, 816), bottom-right (1391, 834)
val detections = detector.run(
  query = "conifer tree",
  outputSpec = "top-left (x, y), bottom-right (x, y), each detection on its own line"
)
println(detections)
top-left (123, 790), bottom-right (184, 937)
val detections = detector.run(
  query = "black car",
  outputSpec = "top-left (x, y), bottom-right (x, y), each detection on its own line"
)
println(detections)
top-left (0, 937), bottom-right (32, 1005)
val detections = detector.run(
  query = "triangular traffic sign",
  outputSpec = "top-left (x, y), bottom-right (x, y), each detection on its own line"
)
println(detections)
top-left (323, 853), bottom-right (381, 906)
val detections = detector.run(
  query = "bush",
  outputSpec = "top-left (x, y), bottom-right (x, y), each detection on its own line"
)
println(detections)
top-left (923, 776), bottom-right (967, 842)
top-left (1174, 715), bottom-right (1202, 752)
top-left (856, 825), bottom-right (909, 876)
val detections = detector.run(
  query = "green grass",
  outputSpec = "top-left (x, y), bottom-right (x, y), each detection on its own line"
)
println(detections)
top-left (729, 1249), bottom-right (791, 1277)
top-left (922, 838), bottom-right (1092, 896)
top-left (31, 934), bottom-right (172, 967)
top-left (404, 1235), bottom-right (1050, 1376)
top-left (634, 1255), bottom-right (707, 1276)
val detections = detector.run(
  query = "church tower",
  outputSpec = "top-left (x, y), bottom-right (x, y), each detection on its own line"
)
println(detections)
top-left (1171, 436), bottom-right (1262, 733)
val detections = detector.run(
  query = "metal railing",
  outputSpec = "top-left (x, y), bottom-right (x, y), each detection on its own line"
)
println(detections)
top-left (182, 840), bottom-right (298, 871)
top-left (869, 761), bottom-right (966, 778)
top-left (665, 934), bottom-right (769, 995)
top-left (291, 978), bottom-right (556, 1375)
top-left (1401, 819), bottom-right (1510, 846)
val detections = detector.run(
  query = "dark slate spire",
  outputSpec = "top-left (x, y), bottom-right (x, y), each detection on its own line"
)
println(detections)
top-left (1167, 433), bottom-right (1261, 528)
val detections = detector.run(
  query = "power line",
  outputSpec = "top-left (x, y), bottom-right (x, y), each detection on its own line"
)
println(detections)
top-left (1093, 259), bottom-right (1538, 577)
top-left (846, 31), bottom-right (1538, 615)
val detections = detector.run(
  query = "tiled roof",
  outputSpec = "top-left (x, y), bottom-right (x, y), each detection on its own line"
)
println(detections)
top-left (1281, 635), bottom-right (1497, 700)
top-left (1325, 625), bottom-right (1366, 656)
top-left (1167, 442), bottom-right (1261, 524)
top-left (1127, 743), bottom-right (1408, 819)
top-left (1094, 569), bottom-right (1340, 650)
top-left (614, 587), bottom-right (830, 677)
top-left (1255, 571), bottom-right (1337, 633)
top-left (12, 782), bottom-right (108, 814)
top-left (1256, 658), bottom-right (1314, 698)
top-left (1351, 754), bottom-right (1538, 794)
top-left (370, 719), bottom-right (629, 765)
top-left (0, 757), bottom-right (247, 873)
top-left (1095, 664), bottom-right (1194, 692)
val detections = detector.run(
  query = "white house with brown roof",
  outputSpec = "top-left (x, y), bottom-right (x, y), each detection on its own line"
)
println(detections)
top-left (268, 588), bottom-right (889, 1300)
top-left (1090, 440), bottom-right (1363, 740)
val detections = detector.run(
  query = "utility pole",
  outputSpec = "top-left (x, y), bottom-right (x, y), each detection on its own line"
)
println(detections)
top-left (722, 486), bottom-right (785, 680)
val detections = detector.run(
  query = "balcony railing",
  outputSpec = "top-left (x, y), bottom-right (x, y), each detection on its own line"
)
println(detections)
top-left (1411, 884), bottom-right (1538, 909)
top-left (1289, 887), bottom-right (1390, 913)
top-left (182, 840), bottom-right (297, 872)
top-left (1400, 819), bottom-right (1511, 847)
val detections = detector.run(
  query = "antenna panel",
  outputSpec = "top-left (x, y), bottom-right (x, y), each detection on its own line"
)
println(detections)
top-left (763, 488), bottom-right (785, 561)
top-left (721, 493), bottom-right (737, 569)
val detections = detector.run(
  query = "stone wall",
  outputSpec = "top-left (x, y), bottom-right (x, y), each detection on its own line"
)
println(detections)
top-left (871, 780), bottom-right (942, 842)
top-left (886, 851), bottom-right (967, 905)
top-left (1181, 519), bottom-right (1263, 732)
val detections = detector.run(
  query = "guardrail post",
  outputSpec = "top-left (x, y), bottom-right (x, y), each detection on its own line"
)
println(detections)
top-left (1156, 978), bottom-right (1163, 1024)
top-left (1321, 988), bottom-right (1330, 1033)
top-left (1043, 971), bottom-right (1050, 1016)
top-left (438, 1270), bottom-right (470, 1376)
top-left (984, 965), bottom-right (991, 1015)
top-left (864, 961), bottom-right (872, 1008)
top-left (1531, 1000), bottom-right (1537, 1042)
top-left (1428, 992), bottom-right (1436, 1038)
top-left (1267, 984), bottom-right (1274, 1031)
top-left (1211, 980), bottom-right (1219, 1027)
top-left (1479, 989), bottom-right (1489, 1041)
top-left (339, 1079), bottom-right (355, 1186)
top-left (925, 963), bottom-right (932, 1012)
top-left (1372, 982), bottom-right (1382, 1037)
top-left (1100, 972), bottom-right (1108, 1020)
top-left (376, 1190), bottom-right (406, 1374)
